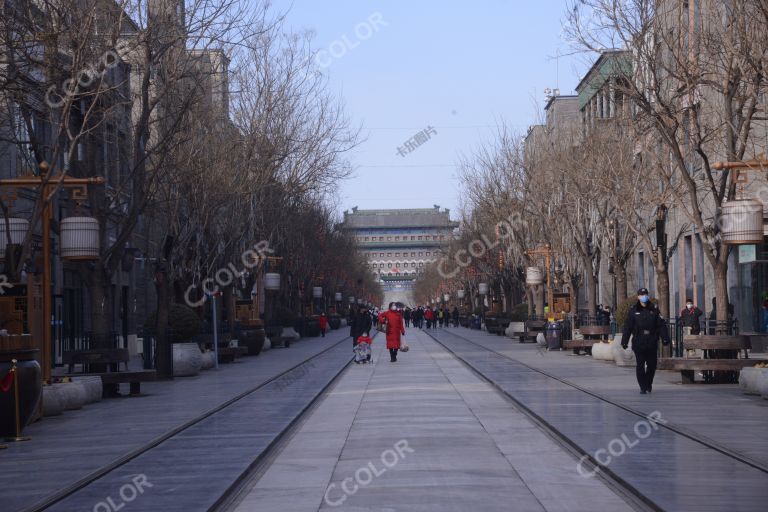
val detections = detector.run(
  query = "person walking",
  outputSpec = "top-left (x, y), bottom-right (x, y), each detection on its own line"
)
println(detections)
top-left (424, 307), bottom-right (433, 329)
top-left (679, 299), bottom-right (703, 335)
top-left (404, 307), bottom-right (412, 328)
top-left (452, 306), bottom-right (459, 327)
top-left (350, 306), bottom-right (372, 348)
top-left (621, 287), bottom-right (671, 394)
top-left (380, 302), bottom-right (406, 362)
top-left (318, 313), bottom-right (328, 337)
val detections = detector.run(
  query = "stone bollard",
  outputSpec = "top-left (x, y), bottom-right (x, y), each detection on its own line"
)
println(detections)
top-left (200, 351), bottom-right (215, 370)
top-left (172, 343), bottom-right (203, 377)
top-left (58, 381), bottom-right (88, 410)
top-left (42, 385), bottom-right (64, 417)
top-left (71, 376), bottom-right (103, 403)
top-left (262, 337), bottom-right (271, 351)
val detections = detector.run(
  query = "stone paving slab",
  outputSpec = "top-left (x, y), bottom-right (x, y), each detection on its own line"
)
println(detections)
top-left (441, 327), bottom-right (768, 467)
top-left (429, 328), bottom-right (768, 511)
top-left (0, 328), bottom-right (353, 512)
top-left (231, 329), bottom-right (634, 512)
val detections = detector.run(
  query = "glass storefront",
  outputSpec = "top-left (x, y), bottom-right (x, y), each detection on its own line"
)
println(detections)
top-left (735, 238), bottom-right (768, 333)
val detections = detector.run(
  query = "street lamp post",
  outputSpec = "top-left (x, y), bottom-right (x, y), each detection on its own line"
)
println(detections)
top-left (0, 162), bottom-right (104, 381)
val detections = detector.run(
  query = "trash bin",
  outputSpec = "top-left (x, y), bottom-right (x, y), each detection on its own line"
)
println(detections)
top-left (545, 321), bottom-right (562, 350)
top-left (471, 316), bottom-right (482, 330)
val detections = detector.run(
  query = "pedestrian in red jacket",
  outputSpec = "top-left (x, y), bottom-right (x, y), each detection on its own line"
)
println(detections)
top-left (380, 302), bottom-right (405, 362)
top-left (318, 313), bottom-right (328, 337)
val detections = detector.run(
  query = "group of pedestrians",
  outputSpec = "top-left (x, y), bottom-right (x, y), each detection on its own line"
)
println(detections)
top-left (403, 306), bottom-right (459, 329)
top-left (348, 302), bottom-right (406, 363)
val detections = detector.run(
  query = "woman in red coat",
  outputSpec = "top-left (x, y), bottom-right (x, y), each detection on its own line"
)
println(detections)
top-left (380, 302), bottom-right (406, 362)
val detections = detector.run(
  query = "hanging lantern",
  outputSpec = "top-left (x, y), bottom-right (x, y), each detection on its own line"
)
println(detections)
top-left (312, 286), bottom-right (323, 298)
top-left (357, 298), bottom-right (363, 304)
top-left (264, 272), bottom-right (281, 290)
top-left (478, 283), bottom-right (489, 295)
top-left (0, 218), bottom-right (29, 260)
top-left (457, 289), bottom-right (465, 299)
top-left (526, 267), bottom-right (545, 285)
top-left (60, 217), bottom-right (99, 260)
top-left (721, 199), bottom-right (764, 244)
top-left (443, 293), bottom-right (450, 302)
top-left (348, 296), bottom-right (355, 303)
top-left (334, 292), bottom-right (343, 301)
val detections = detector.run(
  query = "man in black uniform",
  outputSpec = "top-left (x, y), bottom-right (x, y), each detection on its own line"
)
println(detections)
top-left (621, 288), bottom-right (671, 394)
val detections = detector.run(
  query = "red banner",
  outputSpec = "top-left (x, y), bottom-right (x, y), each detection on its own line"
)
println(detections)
top-left (0, 368), bottom-right (14, 393)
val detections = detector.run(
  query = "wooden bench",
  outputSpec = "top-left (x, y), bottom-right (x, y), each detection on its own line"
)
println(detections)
top-left (658, 335), bottom-right (752, 383)
top-left (484, 317), bottom-right (509, 336)
top-left (265, 326), bottom-right (291, 348)
top-left (563, 326), bottom-right (611, 354)
top-left (217, 346), bottom-right (248, 363)
top-left (63, 348), bottom-right (156, 396)
top-left (518, 320), bottom-right (546, 343)
top-left (63, 348), bottom-right (130, 373)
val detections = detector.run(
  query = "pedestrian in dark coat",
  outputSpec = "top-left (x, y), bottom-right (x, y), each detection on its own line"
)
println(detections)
top-left (350, 306), bottom-right (372, 347)
top-left (621, 288), bottom-right (671, 394)
top-left (679, 299), bottom-right (703, 335)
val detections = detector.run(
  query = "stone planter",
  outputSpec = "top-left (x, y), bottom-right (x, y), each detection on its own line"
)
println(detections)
top-left (58, 381), bottom-right (88, 411)
top-left (738, 367), bottom-right (766, 395)
top-left (756, 370), bottom-right (768, 400)
top-left (281, 327), bottom-right (300, 341)
top-left (0, 348), bottom-right (43, 437)
top-left (200, 351), bottom-right (215, 370)
top-left (239, 328), bottom-right (266, 356)
top-left (591, 341), bottom-right (614, 361)
top-left (71, 376), bottom-right (103, 403)
top-left (172, 342), bottom-right (203, 377)
top-left (506, 322), bottom-right (525, 338)
top-left (42, 385), bottom-right (64, 417)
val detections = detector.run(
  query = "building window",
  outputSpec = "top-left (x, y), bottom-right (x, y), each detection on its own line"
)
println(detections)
top-left (387, 252), bottom-right (392, 257)
top-left (419, 262), bottom-right (423, 267)
top-left (418, 236), bottom-right (422, 240)
top-left (395, 236), bottom-right (400, 241)
top-left (365, 237), bottom-right (369, 241)
top-left (379, 236), bottom-right (384, 241)
top-left (396, 262), bottom-right (400, 268)
top-left (419, 252), bottom-right (423, 256)
top-left (388, 263), bottom-right (392, 268)
top-left (411, 262), bottom-right (416, 267)
top-left (411, 236), bottom-right (415, 240)
top-left (426, 252), bottom-right (431, 256)
top-left (395, 252), bottom-right (400, 257)
top-left (380, 253), bottom-right (384, 257)
top-left (387, 236), bottom-right (392, 241)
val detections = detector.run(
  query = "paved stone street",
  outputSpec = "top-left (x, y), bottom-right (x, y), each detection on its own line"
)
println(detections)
top-left (230, 329), bottom-right (634, 512)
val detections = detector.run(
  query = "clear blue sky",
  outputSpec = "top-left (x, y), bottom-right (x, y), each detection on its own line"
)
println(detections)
top-left (281, 1), bottom-right (585, 218)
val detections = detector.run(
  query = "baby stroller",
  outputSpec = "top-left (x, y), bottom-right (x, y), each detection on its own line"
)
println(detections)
top-left (354, 334), bottom-right (372, 364)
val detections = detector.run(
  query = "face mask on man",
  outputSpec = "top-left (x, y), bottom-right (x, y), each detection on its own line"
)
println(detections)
top-left (639, 295), bottom-right (650, 304)
top-left (686, 303), bottom-right (693, 309)
top-left (390, 305), bottom-right (396, 311)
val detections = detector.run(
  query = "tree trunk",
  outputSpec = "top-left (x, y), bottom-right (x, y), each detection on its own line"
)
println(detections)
top-left (615, 262), bottom-right (627, 307)
top-left (655, 263), bottom-right (670, 319)
top-left (526, 287), bottom-right (534, 318)
top-left (154, 266), bottom-right (172, 378)
top-left (714, 263), bottom-right (729, 335)
top-left (534, 285), bottom-right (545, 318)
top-left (89, 265), bottom-right (113, 348)
top-left (584, 269), bottom-right (597, 317)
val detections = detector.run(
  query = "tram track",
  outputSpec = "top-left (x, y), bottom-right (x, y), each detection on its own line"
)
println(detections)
top-left (27, 334), bottom-right (362, 512)
top-left (424, 328), bottom-right (768, 511)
